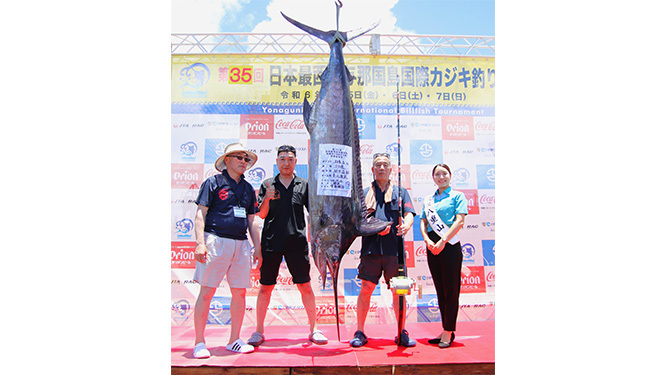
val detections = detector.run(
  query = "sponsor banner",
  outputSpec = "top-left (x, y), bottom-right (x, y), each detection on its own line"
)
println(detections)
top-left (315, 296), bottom-right (346, 325)
top-left (485, 266), bottom-right (495, 290)
top-left (207, 296), bottom-right (231, 325)
top-left (461, 266), bottom-right (486, 294)
top-left (172, 55), bottom-right (495, 107)
top-left (171, 241), bottom-right (196, 269)
top-left (171, 299), bottom-right (193, 325)
top-left (482, 239), bottom-right (496, 266)
top-left (172, 163), bottom-right (204, 190)
top-left (476, 164), bottom-right (495, 190)
top-left (344, 268), bottom-right (380, 297)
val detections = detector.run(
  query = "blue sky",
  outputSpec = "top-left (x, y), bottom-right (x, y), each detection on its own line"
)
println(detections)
top-left (172, 0), bottom-right (494, 36)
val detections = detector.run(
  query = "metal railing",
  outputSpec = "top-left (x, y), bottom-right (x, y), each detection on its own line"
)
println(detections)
top-left (171, 33), bottom-right (494, 57)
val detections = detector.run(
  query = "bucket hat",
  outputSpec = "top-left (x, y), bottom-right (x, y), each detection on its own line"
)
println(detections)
top-left (214, 142), bottom-right (258, 171)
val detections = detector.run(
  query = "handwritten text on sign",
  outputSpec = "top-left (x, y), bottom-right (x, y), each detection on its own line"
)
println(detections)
top-left (317, 144), bottom-right (352, 197)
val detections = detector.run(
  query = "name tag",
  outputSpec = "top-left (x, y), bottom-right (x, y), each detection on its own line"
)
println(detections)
top-left (233, 206), bottom-right (247, 218)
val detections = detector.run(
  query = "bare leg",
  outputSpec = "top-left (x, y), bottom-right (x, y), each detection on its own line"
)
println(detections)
top-left (356, 280), bottom-right (376, 332)
top-left (194, 286), bottom-right (216, 345)
top-left (297, 282), bottom-right (317, 333)
top-left (228, 287), bottom-right (247, 344)
top-left (255, 284), bottom-right (274, 334)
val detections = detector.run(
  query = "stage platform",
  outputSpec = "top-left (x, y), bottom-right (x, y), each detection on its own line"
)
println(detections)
top-left (172, 320), bottom-right (494, 374)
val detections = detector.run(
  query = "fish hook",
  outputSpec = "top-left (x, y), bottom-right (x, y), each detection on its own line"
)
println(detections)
top-left (330, 0), bottom-right (345, 48)
top-left (335, 0), bottom-right (343, 31)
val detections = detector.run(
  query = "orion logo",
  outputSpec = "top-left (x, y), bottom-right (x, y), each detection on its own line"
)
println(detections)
top-left (461, 242), bottom-right (475, 260)
top-left (175, 218), bottom-right (194, 238)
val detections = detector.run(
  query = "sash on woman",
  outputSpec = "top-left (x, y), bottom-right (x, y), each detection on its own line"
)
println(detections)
top-left (424, 196), bottom-right (459, 245)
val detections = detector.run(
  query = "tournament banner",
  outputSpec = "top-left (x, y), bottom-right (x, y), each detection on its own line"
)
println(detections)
top-left (171, 54), bottom-right (495, 328)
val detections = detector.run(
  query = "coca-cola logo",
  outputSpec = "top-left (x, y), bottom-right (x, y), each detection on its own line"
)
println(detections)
top-left (412, 169), bottom-right (431, 181)
top-left (416, 245), bottom-right (428, 257)
top-left (276, 275), bottom-right (294, 285)
top-left (359, 144), bottom-right (373, 154)
top-left (480, 194), bottom-right (495, 204)
top-left (486, 271), bottom-right (495, 283)
top-left (275, 119), bottom-right (305, 130)
top-left (475, 120), bottom-right (495, 132)
top-left (479, 194), bottom-right (496, 204)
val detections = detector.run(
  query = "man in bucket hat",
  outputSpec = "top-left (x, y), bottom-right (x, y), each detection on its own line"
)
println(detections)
top-left (192, 143), bottom-right (262, 357)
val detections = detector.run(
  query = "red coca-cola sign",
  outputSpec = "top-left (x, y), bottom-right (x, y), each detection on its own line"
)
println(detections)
top-left (359, 144), bottom-right (373, 154)
top-left (275, 118), bottom-right (304, 130)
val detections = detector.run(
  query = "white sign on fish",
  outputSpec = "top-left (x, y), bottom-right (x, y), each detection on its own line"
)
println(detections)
top-left (317, 143), bottom-right (352, 197)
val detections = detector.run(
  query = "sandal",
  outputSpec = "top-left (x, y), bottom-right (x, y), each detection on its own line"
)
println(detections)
top-left (349, 330), bottom-right (368, 347)
top-left (247, 332), bottom-right (265, 347)
top-left (193, 342), bottom-right (210, 359)
top-left (226, 338), bottom-right (254, 353)
top-left (309, 329), bottom-right (328, 345)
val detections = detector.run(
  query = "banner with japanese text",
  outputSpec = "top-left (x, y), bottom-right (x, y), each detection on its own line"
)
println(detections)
top-left (171, 53), bottom-right (495, 328)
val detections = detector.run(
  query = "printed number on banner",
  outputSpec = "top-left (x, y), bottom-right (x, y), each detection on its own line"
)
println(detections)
top-left (229, 66), bottom-right (253, 84)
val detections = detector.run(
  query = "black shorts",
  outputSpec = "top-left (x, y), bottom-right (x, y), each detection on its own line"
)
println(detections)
top-left (259, 237), bottom-right (311, 285)
top-left (357, 254), bottom-right (399, 285)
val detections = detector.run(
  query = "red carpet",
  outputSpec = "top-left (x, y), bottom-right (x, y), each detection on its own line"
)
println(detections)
top-left (172, 320), bottom-right (494, 368)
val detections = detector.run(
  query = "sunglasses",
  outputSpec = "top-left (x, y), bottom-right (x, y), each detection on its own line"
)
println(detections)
top-left (373, 152), bottom-right (391, 159)
top-left (227, 154), bottom-right (252, 163)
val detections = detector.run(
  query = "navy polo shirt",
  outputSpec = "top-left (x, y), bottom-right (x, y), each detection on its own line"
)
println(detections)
top-left (360, 182), bottom-right (416, 257)
top-left (194, 169), bottom-right (259, 240)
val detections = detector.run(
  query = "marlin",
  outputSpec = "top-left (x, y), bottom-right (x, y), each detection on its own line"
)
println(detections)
top-left (282, 2), bottom-right (389, 340)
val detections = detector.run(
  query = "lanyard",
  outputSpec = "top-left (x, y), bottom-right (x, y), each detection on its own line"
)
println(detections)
top-left (222, 172), bottom-right (246, 207)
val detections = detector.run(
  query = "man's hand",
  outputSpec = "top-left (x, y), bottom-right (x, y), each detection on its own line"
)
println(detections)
top-left (253, 249), bottom-right (263, 269)
top-left (194, 243), bottom-right (208, 263)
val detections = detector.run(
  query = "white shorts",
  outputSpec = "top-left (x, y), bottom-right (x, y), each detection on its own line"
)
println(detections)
top-left (193, 232), bottom-right (252, 289)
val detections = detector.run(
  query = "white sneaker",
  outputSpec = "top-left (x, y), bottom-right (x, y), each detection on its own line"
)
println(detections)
top-left (225, 338), bottom-right (254, 354)
top-left (193, 342), bottom-right (210, 359)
